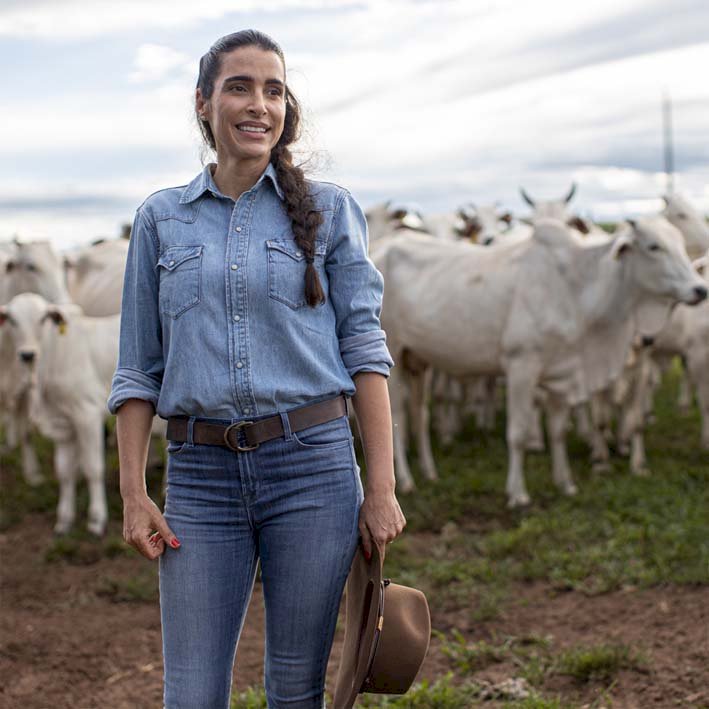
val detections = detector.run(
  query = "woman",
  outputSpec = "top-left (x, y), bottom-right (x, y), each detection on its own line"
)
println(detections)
top-left (107, 29), bottom-right (406, 709)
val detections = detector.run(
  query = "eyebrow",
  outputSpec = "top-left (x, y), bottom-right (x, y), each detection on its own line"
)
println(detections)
top-left (222, 74), bottom-right (285, 88)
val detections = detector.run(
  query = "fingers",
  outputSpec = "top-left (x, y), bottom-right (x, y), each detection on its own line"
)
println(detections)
top-left (123, 500), bottom-right (181, 561)
top-left (358, 522), bottom-right (373, 560)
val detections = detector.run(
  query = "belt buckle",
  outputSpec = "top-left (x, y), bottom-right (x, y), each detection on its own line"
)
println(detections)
top-left (223, 421), bottom-right (259, 452)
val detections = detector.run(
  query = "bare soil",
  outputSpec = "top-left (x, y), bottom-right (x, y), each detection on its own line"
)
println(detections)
top-left (1, 514), bottom-right (707, 709)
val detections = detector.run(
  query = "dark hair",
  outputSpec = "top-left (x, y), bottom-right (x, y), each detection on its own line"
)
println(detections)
top-left (196, 29), bottom-right (324, 307)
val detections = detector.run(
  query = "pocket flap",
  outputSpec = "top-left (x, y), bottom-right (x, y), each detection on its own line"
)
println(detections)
top-left (266, 239), bottom-right (326, 262)
top-left (157, 245), bottom-right (203, 271)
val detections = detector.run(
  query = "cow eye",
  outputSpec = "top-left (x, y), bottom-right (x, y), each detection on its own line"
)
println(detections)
top-left (648, 243), bottom-right (661, 252)
top-left (26, 263), bottom-right (37, 272)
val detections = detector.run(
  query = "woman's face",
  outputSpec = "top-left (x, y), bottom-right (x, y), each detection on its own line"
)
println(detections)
top-left (197, 46), bottom-right (286, 165)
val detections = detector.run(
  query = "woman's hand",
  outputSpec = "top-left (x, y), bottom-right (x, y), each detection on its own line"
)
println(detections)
top-left (358, 487), bottom-right (406, 560)
top-left (122, 492), bottom-right (180, 561)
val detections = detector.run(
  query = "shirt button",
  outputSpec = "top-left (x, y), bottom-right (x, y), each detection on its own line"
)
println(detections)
top-left (231, 263), bottom-right (238, 270)
top-left (244, 408), bottom-right (251, 414)
top-left (236, 361), bottom-right (243, 369)
top-left (233, 314), bottom-right (241, 322)
top-left (235, 226), bottom-right (242, 232)
top-left (295, 251), bottom-right (302, 257)
top-left (169, 260), bottom-right (175, 267)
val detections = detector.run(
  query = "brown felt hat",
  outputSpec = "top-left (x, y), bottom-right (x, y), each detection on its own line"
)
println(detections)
top-left (333, 540), bottom-right (431, 708)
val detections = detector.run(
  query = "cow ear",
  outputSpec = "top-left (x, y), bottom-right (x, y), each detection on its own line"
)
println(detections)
top-left (692, 256), bottom-right (707, 276)
top-left (44, 308), bottom-right (67, 328)
top-left (612, 233), bottom-right (634, 260)
top-left (568, 216), bottom-right (590, 234)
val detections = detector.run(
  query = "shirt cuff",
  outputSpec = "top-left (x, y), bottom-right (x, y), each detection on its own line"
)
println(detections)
top-left (339, 330), bottom-right (395, 379)
top-left (107, 367), bottom-right (162, 415)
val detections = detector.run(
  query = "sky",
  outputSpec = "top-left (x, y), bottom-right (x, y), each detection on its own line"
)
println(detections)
top-left (1, 0), bottom-right (708, 250)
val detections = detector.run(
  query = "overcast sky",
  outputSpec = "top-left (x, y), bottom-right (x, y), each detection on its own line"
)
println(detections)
top-left (1, 0), bottom-right (708, 249)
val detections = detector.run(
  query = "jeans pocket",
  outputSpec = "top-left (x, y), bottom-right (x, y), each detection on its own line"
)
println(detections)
top-left (157, 245), bottom-right (203, 318)
top-left (266, 238), bottom-right (327, 310)
top-left (166, 440), bottom-right (188, 455)
top-left (291, 415), bottom-right (353, 450)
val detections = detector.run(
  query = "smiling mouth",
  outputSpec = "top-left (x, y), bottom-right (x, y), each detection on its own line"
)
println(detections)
top-left (236, 125), bottom-right (269, 133)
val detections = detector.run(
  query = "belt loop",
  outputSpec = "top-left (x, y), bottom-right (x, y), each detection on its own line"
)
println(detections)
top-left (187, 416), bottom-right (196, 445)
top-left (279, 411), bottom-right (293, 441)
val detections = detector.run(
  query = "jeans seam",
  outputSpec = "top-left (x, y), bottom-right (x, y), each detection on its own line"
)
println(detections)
top-left (312, 451), bottom-right (361, 701)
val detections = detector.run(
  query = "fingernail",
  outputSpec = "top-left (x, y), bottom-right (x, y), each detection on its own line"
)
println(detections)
top-left (170, 538), bottom-right (181, 549)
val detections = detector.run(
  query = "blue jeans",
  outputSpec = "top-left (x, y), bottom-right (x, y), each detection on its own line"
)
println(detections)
top-left (159, 409), bottom-right (364, 708)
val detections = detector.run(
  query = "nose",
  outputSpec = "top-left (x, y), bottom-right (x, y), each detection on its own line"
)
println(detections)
top-left (248, 93), bottom-right (267, 115)
top-left (693, 285), bottom-right (708, 302)
top-left (19, 351), bottom-right (35, 363)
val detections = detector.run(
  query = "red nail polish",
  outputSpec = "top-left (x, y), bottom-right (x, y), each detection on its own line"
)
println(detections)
top-left (170, 538), bottom-right (181, 549)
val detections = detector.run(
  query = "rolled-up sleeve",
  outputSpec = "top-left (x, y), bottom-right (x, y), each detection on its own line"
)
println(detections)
top-left (326, 191), bottom-right (394, 379)
top-left (107, 208), bottom-right (164, 414)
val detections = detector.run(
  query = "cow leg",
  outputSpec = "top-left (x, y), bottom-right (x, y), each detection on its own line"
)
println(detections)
top-left (573, 403), bottom-right (593, 443)
top-left (54, 439), bottom-right (78, 535)
top-left (482, 376), bottom-right (498, 431)
top-left (19, 417), bottom-right (42, 486)
top-left (687, 353), bottom-right (709, 450)
top-left (677, 360), bottom-right (693, 412)
top-left (525, 403), bottom-right (545, 452)
top-left (76, 415), bottom-right (108, 536)
top-left (545, 396), bottom-right (578, 496)
top-left (589, 394), bottom-right (611, 473)
top-left (387, 366), bottom-right (415, 493)
top-left (505, 360), bottom-right (541, 508)
top-left (410, 366), bottom-right (437, 481)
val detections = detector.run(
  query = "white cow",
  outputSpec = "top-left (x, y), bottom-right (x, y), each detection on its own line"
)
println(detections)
top-left (65, 238), bottom-right (129, 316)
top-left (661, 194), bottom-right (709, 260)
top-left (650, 251), bottom-right (709, 448)
top-left (0, 293), bottom-right (120, 535)
top-left (373, 217), bottom-right (707, 505)
top-left (425, 204), bottom-right (514, 245)
top-left (1, 240), bottom-right (74, 484)
top-left (365, 201), bottom-right (428, 243)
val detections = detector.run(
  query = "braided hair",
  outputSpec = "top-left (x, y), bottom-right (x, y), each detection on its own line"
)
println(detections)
top-left (195, 30), bottom-right (324, 307)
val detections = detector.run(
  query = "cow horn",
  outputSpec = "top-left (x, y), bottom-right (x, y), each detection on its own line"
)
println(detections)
top-left (519, 187), bottom-right (535, 207)
top-left (564, 182), bottom-right (577, 204)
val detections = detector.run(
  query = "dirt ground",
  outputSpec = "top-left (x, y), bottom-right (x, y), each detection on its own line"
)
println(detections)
top-left (1, 514), bottom-right (708, 709)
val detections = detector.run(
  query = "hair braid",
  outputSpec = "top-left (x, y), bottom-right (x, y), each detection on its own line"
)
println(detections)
top-left (271, 144), bottom-right (325, 306)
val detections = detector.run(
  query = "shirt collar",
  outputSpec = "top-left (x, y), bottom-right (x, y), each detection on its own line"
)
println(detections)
top-left (179, 161), bottom-right (284, 204)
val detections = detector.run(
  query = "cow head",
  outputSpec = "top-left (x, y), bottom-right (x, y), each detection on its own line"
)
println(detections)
top-left (0, 294), bottom-right (76, 370)
top-left (615, 218), bottom-right (708, 307)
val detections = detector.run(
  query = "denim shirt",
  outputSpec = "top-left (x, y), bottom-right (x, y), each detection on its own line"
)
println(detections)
top-left (107, 162), bottom-right (394, 419)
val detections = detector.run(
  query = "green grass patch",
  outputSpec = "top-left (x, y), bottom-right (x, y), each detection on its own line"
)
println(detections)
top-left (555, 643), bottom-right (649, 683)
top-left (95, 566), bottom-right (158, 603)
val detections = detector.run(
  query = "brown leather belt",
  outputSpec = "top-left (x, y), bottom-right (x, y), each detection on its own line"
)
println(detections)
top-left (166, 395), bottom-right (348, 452)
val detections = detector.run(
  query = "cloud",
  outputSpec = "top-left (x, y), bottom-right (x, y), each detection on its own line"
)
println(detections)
top-left (0, 0), bottom-right (360, 39)
top-left (128, 43), bottom-right (195, 84)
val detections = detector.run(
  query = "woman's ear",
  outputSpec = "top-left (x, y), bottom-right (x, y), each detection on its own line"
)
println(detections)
top-left (195, 88), bottom-right (209, 120)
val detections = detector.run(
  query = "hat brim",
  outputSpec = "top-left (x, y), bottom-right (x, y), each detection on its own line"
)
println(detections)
top-left (333, 541), bottom-right (384, 709)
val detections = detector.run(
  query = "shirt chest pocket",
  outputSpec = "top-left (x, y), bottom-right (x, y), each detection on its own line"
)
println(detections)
top-left (157, 245), bottom-right (203, 318)
top-left (266, 239), bottom-right (327, 310)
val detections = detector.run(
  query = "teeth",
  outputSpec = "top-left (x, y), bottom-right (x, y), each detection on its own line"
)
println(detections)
top-left (238, 125), bottom-right (267, 133)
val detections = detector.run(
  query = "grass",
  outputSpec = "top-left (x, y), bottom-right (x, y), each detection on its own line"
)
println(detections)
top-left (370, 364), bottom-right (709, 604)
top-left (95, 566), bottom-right (159, 603)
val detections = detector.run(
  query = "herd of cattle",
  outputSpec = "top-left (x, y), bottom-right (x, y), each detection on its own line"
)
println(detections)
top-left (0, 185), bottom-right (707, 535)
